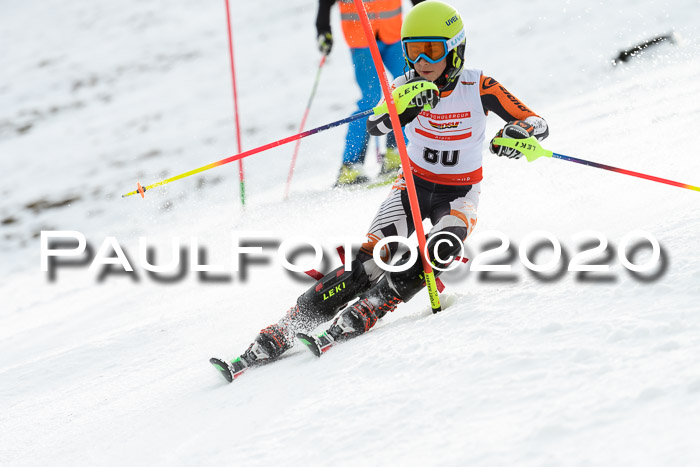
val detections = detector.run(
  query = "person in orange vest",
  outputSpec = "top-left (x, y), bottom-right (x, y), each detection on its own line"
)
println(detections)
top-left (316, 0), bottom-right (425, 186)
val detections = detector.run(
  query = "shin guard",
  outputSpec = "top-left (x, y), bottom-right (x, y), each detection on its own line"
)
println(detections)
top-left (387, 227), bottom-right (466, 302)
top-left (293, 259), bottom-right (372, 331)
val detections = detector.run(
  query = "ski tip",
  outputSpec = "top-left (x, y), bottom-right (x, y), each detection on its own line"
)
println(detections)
top-left (209, 357), bottom-right (234, 383)
top-left (365, 175), bottom-right (398, 190)
top-left (296, 333), bottom-right (322, 358)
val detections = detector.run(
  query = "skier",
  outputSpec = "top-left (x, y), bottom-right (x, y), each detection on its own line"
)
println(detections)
top-left (211, 0), bottom-right (549, 381)
top-left (316, 0), bottom-right (425, 186)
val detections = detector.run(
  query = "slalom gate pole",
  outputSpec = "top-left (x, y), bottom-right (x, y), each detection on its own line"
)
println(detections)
top-left (352, 0), bottom-right (442, 313)
top-left (122, 109), bottom-right (374, 198)
top-left (493, 137), bottom-right (700, 192)
top-left (224, 0), bottom-right (246, 206)
top-left (284, 55), bottom-right (328, 200)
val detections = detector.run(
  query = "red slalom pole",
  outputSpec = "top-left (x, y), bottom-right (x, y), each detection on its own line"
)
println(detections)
top-left (224, 0), bottom-right (246, 206)
top-left (352, 0), bottom-right (441, 313)
top-left (284, 55), bottom-right (328, 200)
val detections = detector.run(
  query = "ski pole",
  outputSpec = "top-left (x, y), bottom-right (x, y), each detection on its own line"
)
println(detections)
top-left (284, 55), bottom-right (327, 200)
top-left (375, 135), bottom-right (381, 164)
top-left (122, 109), bottom-right (374, 198)
top-left (224, 0), bottom-right (246, 206)
top-left (353, 0), bottom-right (442, 313)
top-left (494, 136), bottom-right (700, 192)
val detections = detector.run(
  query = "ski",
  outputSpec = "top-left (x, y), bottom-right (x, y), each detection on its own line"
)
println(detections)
top-left (209, 348), bottom-right (292, 383)
top-left (365, 173), bottom-right (398, 189)
top-left (215, 297), bottom-right (460, 380)
top-left (296, 331), bottom-right (335, 358)
top-left (332, 170), bottom-right (399, 191)
top-left (209, 357), bottom-right (249, 383)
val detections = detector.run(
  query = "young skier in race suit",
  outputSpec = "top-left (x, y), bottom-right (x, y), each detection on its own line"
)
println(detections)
top-left (212, 0), bottom-right (549, 381)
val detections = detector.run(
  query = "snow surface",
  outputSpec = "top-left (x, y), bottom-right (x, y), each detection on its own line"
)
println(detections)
top-left (2, 0), bottom-right (700, 466)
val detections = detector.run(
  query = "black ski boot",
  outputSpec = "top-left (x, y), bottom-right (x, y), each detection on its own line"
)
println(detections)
top-left (210, 323), bottom-right (293, 382)
top-left (297, 282), bottom-right (401, 357)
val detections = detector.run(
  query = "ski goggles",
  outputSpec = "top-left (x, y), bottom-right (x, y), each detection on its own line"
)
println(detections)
top-left (402, 29), bottom-right (466, 64)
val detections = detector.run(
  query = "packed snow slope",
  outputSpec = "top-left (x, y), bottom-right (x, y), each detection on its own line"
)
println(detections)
top-left (2, 0), bottom-right (700, 466)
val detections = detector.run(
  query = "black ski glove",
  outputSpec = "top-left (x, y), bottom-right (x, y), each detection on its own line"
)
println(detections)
top-left (489, 120), bottom-right (535, 159)
top-left (317, 31), bottom-right (333, 55)
top-left (397, 77), bottom-right (439, 126)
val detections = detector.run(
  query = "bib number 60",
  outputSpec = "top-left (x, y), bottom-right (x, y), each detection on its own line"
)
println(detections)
top-left (423, 148), bottom-right (460, 167)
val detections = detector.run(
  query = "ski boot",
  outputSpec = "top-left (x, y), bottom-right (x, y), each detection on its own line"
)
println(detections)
top-left (210, 323), bottom-right (292, 382)
top-left (297, 285), bottom-right (401, 357)
top-left (379, 147), bottom-right (401, 177)
top-left (333, 163), bottom-right (369, 187)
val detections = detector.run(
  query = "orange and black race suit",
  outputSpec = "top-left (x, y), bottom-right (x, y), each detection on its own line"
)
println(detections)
top-left (367, 70), bottom-right (549, 185)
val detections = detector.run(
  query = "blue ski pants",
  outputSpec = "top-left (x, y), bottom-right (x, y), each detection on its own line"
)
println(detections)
top-left (342, 40), bottom-right (407, 165)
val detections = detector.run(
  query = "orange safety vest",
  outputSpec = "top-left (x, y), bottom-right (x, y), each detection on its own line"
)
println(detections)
top-left (338, 0), bottom-right (402, 48)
